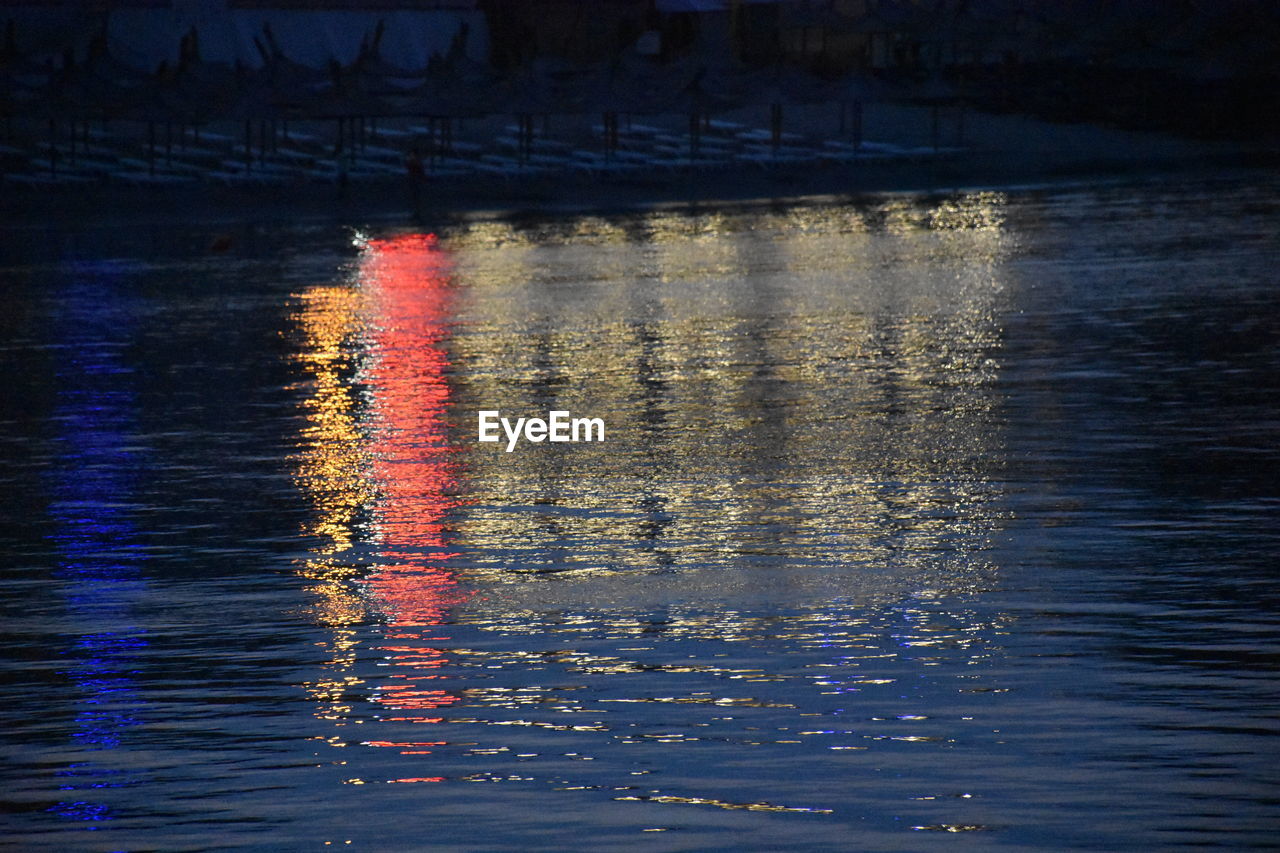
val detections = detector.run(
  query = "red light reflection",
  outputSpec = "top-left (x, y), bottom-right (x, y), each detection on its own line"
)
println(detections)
top-left (359, 233), bottom-right (465, 728)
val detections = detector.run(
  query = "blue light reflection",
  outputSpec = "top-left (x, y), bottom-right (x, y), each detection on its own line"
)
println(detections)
top-left (45, 265), bottom-right (150, 826)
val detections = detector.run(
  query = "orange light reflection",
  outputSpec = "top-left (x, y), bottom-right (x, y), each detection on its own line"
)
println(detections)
top-left (295, 232), bottom-right (466, 761)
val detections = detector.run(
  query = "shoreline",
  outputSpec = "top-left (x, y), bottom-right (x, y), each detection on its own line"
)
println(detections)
top-left (1, 125), bottom-right (1272, 234)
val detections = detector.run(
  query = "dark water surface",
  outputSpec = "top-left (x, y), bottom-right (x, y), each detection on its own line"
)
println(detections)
top-left (1, 179), bottom-right (1277, 851)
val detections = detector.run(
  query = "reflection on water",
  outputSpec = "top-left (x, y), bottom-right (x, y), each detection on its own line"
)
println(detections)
top-left (285, 193), bottom-right (1018, 836)
top-left (44, 263), bottom-right (151, 826)
top-left (1, 180), bottom-right (1278, 850)
top-left (295, 234), bottom-right (464, 760)
top-left (447, 193), bottom-right (1008, 600)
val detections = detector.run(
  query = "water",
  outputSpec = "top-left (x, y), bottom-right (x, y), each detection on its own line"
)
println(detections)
top-left (1, 178), bottom-right (1278, 851)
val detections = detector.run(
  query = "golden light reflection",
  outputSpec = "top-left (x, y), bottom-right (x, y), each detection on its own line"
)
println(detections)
top-left (291, 194), bottom-right (1014, 811)
top-left (294, 285), bottom-right (375, 558)
top-left (293, 232), bottom-right (463, 746)
top-left (293, 283), bottom-right (374, 722)
top-left (443, 192), bottom-right (1010, 603)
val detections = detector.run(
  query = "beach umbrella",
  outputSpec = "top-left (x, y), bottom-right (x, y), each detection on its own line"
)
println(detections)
top-left (491, 63), bottom-right (565, 162)
top-left (5, 57), bottom-right (80, 175)
top-left (565, 63), bottom-right (630, 158)
top-left (738, 65), bottom-right (843, 152)
top-left (346, 21), bottom-right (427, 110)
top-left (304, 76), bottom-right (396, 156)
top-left (834, 72), bottom-right (896, 146)
top-left (399, 65), bottom-right (498, 119)
top-left (122, 88), bottom-right (198, 175)
top-left (55, 49), bottom-right (151, 124)
top-left (170, 59), bottom-right (237, 136)
top-left (383, 54), bottom-right (497, 158)
top-left (27, 48), bottom-right (151, 173)
top-left (659, 69), bottom-right (742, 158)
top-left (223, 78), bottom-right (303, 169)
